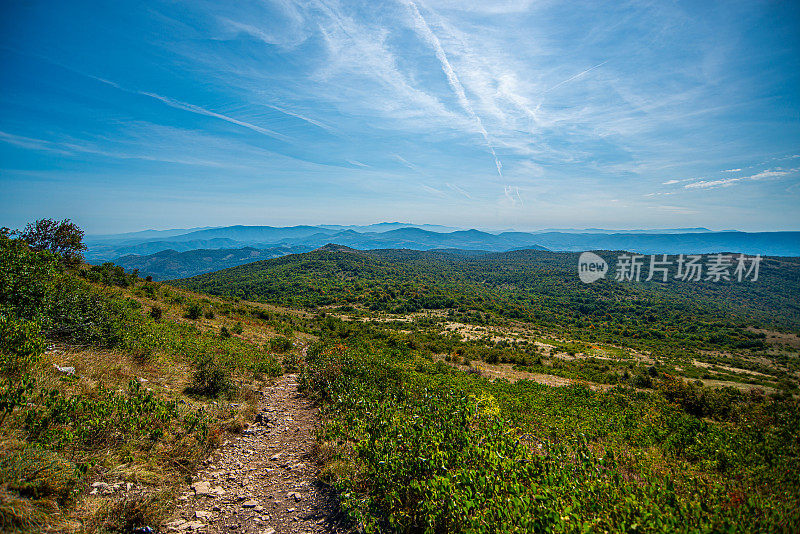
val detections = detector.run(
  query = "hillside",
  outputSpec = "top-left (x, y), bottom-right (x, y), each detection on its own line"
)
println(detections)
top-left (112, 245), bottom-right (312, 280)
top-left (172, 246), bottom-right (800, 354)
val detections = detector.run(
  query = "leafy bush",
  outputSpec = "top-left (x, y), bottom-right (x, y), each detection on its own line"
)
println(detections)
top-left (23, 380), bottom-right (206, 449)
top-left (303, 342), bottom-right (800, 532)
top-left (269, 336), bottom-right (292, 353)
top-left (149, 305), bottom-right (163, 321)
top-left (81, 262), bottom-right (137, 287)
top-left (186, 355), bottom-right (231, 398)
top-left (184, 303), bottom-right (202, 320)
top-left (0, 315), bottom-right (45, 378)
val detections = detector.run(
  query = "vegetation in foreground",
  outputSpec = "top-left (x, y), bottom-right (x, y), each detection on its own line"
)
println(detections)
top-left (302, 339), bottom-right (800, 532)
top-left (0, 224), bottom-right (288, 532)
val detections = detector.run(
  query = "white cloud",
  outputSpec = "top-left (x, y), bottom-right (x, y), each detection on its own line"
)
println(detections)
top-left (684, 169), bottom-right (793, 189)
top-left (139, 92), bottom-right (291, 141)
top-left (446, 182), bottom-right (473, 199)
top-left (403, 0), bottom-right (503, 177)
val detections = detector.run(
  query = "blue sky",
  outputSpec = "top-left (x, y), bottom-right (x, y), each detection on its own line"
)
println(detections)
top-left (1, 0), bottom-right (798, 233)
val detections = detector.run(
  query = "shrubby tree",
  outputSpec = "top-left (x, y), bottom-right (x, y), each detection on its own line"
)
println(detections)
top-left (21, 218), bottom-right (86, 265)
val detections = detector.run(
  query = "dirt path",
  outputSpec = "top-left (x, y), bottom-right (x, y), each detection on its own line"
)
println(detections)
top-left (164, 374), bottom-right (348, 533)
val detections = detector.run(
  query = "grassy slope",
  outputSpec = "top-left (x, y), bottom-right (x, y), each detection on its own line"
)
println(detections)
top-left (0, 246), bottom-right (307, 532)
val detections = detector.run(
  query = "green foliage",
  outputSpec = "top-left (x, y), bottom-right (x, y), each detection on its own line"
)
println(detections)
top-left (184, 303), bottom-right (203, 320)
top-left (80, 262), bottom-right (138, 287)
top-left (23, 379), bottom-right (206, 449)
top-left (303, 342), bottom-right (800, 533)
top-left (173, 249), bottom-right (800, 356)
top-left (20, 218), bottom-right (86, 266)
top-left (0, 224), bottom-right (285, 531)
top-left (0, 233), bottom-right (59, 322)
top-left (0, 314), bottom-right (45, 379)
top-left (186, 355), bottom-right (231, 398)
top-left (269, 336), bottom-right (292, 353)
top-left (231, 321), bottom-right (243, 335)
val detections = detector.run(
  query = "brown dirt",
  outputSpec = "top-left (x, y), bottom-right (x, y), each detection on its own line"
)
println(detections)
top-left (747, 327), bottom-right (800, 349)
top-left (165, 375), bottom-right (349, 534)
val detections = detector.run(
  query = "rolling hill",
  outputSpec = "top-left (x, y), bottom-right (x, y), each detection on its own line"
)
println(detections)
top-left (170, 245), bottom-right (800, 351)
top-left (111, 245), bottom-right (312, 280)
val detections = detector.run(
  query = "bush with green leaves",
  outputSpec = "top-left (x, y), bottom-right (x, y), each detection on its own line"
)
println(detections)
top-left (186, 355), bottom-right (231, 398)
top-left (184, 303), bottom-right (202, 320)
top-left (269, 336), bottom-right (292, 353)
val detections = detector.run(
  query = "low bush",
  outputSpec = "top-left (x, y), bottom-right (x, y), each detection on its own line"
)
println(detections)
top-left (186, 355), bottom-right (231, 398)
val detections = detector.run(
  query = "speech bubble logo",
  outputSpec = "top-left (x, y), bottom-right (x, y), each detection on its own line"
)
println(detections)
top-left (578, 252), bottom-right (608, 283)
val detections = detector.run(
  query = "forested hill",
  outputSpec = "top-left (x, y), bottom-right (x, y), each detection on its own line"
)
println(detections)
top-left (171, 246), bottom-right (800, 352)
top-left (112, 245), bottom-right (312, 280)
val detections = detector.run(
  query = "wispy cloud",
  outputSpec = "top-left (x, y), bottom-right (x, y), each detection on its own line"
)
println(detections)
top-left (542, 61), bottom-right (608, 95)
top-left (139, 92), bottom-right (290, 141)
top-left (722, 168), bottom-right (741, 172)
top-left (347, 159), bottom-right (370, 168)
top-left (263, 103), bottom-right (337, 134)
top-left (446, 182), bottom-right (472, 199)
top-left (684, 169), bottom-right (793, 189)
top-left (504, 184), bottom-right (524, 206)
top-left (393, 153), bottom-right (425, 174)
top-left (404, 0), bottom-right (503, 177)
top-left (0, 131), bottom-right (73, 156)
top-left (88, 74), bottom-right (292, 142)
top-left (422, 184), bottom-right (448, 197)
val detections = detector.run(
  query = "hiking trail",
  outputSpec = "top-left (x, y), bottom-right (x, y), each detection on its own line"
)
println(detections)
top-left (164, 374), bottom-right (347, 533)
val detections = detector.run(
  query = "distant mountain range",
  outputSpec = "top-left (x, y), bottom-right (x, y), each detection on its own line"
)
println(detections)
top-left (83, 224), bottom-right (800, 280)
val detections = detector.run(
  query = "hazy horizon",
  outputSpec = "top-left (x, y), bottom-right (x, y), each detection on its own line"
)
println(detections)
top-left (79, 222), bottom-right (797, 239)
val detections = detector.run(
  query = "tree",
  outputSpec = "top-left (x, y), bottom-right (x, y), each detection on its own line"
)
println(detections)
top-left (21, 218), bottom-right (86, 265)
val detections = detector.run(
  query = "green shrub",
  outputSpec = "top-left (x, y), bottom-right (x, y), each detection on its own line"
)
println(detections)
top-left (184, 303), bottom-right (202, 320)
top-left (186, 355), bottom-right (231, 398)
top-left (0, 315), bottom-right (45, 378)
top-left (269, 336), bottom-right (292, 353)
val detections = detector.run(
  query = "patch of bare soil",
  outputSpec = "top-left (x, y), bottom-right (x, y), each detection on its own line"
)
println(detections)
top-left (166, 375), bottom-right (349, 534)
top-left (747, 327), bottom-right (800, 349)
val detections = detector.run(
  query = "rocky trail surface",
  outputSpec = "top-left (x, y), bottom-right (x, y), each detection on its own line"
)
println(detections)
top-left (164, 374), bottom-right (348, 534)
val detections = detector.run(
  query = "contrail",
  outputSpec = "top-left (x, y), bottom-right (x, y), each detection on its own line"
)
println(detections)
top-left (405, 0), bottom-right (503, 177)
top-left (544, 61), bottom-right (608, 95)
top-left (140, 92), bottom-right (290, 142)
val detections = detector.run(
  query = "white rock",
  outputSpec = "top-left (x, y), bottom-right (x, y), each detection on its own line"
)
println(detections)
top-left (192, 481), bottom-right (211, 496)
top-left (54, 364), bottom-right (75, 375)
